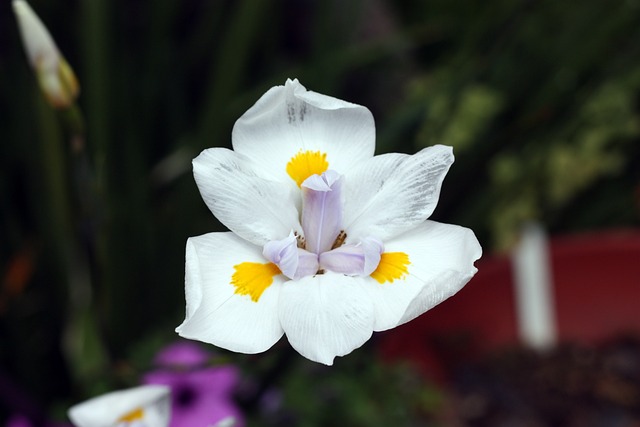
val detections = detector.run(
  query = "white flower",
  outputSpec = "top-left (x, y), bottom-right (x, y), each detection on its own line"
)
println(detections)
top-left (176, 79), bottom-right (482, 365)
top-left (68, 385), bottom-right (171, 427)
top-left (12, 0), bottom-right (79, 108)
top-left (210, 417), bottom-right (237, 427)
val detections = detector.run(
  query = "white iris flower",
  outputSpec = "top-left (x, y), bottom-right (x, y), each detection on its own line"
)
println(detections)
top-left (68, 385), bottom-right (171, 427)
top-left (176, 79), bottom-right (482, 365)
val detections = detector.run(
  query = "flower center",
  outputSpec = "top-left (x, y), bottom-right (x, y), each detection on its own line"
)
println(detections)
top-left (263, 170), bottom-right (384, 280)
top-left (175, 385), bottom-right (198, 407)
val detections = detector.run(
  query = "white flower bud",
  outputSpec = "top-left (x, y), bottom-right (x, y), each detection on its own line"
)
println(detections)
top-left (13, 0), bottom-right (79, 108)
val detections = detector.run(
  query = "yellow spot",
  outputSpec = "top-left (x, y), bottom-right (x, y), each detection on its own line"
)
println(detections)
top-left (370, 252), bottom-right (410, 284)
top-left (231, 262), bottom-right (281, 302)
top-left (118, 407), bottom-right (144, 423)
top-left (286, 150), bottom-right (329, 187)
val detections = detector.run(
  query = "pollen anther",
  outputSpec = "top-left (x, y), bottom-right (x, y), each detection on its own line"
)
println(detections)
top-left (331, 230), bottom-right (347, 249)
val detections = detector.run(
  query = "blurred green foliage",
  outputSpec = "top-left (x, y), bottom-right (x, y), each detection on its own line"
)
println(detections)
top-left (276, 349), bottom-right (442, 427)
top-left (0, 0), bottom-right (639, 424)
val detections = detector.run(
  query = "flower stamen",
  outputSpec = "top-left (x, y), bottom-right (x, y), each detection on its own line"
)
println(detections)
top-left (331, 230), bottom-right (347, 249)
top-left (294, 230), bottom-right (306, 249)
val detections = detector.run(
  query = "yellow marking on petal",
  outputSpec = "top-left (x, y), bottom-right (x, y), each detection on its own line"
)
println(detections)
top-left (370, 252), bottom-right (410, 284)
top-left (118, 407), bottom-right (144, 422)
top-left (231, 262), bottom-right (281, 302)
top-left (286, 150), bottom-right (329, 187)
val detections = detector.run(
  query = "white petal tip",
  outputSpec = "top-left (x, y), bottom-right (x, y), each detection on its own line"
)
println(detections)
top-left (12, 0), bottom-right (27, 14)
top-left (285, 77), bottom-right (301, 87)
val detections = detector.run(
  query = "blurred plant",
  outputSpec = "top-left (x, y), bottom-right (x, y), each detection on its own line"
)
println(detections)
top-left (272, 348), bottom-right (443, 427)
top-left (9, 0), bottom-right (107, 391)
top-left (382, 0), bottom-right (640, 250)
top-left (485, 74), bottom-right (640, 249)
top-left (414, 81), bottom-right (505, 154)
top-left (5, 414), bottom-right (70, 427)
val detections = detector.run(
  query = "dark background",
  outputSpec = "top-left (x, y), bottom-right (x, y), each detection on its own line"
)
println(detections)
top-left (1, 0), bottom-right (639, 425)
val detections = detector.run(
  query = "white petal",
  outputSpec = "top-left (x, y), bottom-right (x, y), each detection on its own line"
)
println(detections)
top-left (193, 148), bottom-right (301, 246)
top-left (232, 79), bottom-right (375, 183)
top-left (364, 220), bottom-right (482, 331)
top-left (176, 232), bottom-right (285, 354)
top-left (211, 417), bottom-right (238, 427)
top-left (278, 273), bottom-right (374, 365)
top-left (13, 0), bottom-right (60, 70)
top-left (68, 385), bottom-right (170, 427)
top-left (342, 145), bottom-right (454, 242)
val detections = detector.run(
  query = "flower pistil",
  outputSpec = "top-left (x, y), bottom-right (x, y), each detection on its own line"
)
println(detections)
top-left (261, 169), bottom-right (401, 285)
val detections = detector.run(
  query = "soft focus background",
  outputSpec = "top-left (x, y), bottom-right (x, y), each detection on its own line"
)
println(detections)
top-left (1, 0), bottom-right (639, 426)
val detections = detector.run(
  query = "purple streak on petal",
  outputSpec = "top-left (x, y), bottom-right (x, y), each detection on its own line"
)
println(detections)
top-left (263, 233), bottom-right (318, 279)
top-left (319, 237), bottom-right (384, 276)
top-left (301, 170), bottom-right (343, 255)
top-left (154, 341), bottom-right (210, 368)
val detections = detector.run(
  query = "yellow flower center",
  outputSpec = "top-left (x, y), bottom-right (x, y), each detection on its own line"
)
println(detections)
top-left (232, 262), bottom-right (281, 302)
top-left (118, 407), bottom-right (144, 423)
top-left (286, 150), bottom-right (329, 187)
top-left (370, 252), bottom-right (410, 284)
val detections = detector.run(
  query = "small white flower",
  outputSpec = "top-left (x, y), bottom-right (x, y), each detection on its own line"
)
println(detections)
top-left (176, 79), bottom-right (482, 365)
top-left (68, 385), bottom-right (171, 427)
top-left (12, 0), bottom-right (79, 108)
top-left (209, 417), bottom-right (237, 427)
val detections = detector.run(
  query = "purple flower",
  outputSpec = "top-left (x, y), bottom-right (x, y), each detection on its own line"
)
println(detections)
top-left (144, 341), bottom-right (243, 427)
top-left (153, 340), bottom-right (210, 367)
